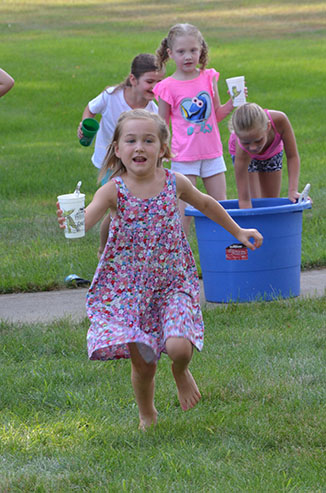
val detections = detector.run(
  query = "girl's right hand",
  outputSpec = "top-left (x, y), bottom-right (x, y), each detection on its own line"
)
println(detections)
top-left (77, 121), bottom-right (83, 139)
top-left (56, 202), bottom-right (66, 229)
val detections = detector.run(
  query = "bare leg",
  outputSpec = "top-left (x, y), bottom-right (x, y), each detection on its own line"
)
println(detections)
top-left (249, 172), bottom-right (262, 198)
top-left (98, 213), bottom-right (111, 259)
top-left (165, 337), bottom-right (201, 411)
top-left (259, 170), bottom-right (282, 197)
top-left (128, 343), bottom-right (158, 430)
top-left (202, 172), bottom-right (227, 200)
top-left (179, 175), bottom-right (197, 236)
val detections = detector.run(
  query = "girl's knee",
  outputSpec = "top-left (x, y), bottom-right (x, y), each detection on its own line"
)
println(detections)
top-left (165, 337), bottom-right (193, 363)
top-left (131, 358), bottom-right (157, 384)
top-left (129, 343), bottom-right (157, 379)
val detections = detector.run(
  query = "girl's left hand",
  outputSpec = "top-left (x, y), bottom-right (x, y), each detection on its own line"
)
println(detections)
top-left (237, 228), bottom-right (263, 251)
top-left (289, 191), bottom-right (313, 204)
top-left (288, 190), bottom-right (300, 203)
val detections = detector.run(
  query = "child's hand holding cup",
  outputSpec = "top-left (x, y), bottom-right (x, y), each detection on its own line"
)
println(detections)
top-left (79, 118), bottom-right (99, 147)
top-left (226, 76), bottom-right (246, 107)
top-left (57, 182), bottom-right (85, 239)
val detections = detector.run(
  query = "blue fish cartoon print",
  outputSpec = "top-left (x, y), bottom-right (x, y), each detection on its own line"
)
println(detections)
top-left (180, 91), bottom-right (211, 124)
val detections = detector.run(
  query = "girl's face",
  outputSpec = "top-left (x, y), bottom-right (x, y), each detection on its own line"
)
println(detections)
top-left (131, 69), bottom-right (165, 101)
top-left (168, 35), bottom-right (201, 74)
top-left (114, 118), bottom-right (165, 176)
top-left (237, 124), bottom-right (271, 154)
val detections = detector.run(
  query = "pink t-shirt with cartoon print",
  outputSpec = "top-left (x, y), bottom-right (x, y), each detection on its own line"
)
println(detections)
top-left (153, 69), bottom-right (224, 162)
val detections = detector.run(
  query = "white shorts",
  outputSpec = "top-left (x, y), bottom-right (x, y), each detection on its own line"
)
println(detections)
top-left (171, 156), bottom-right (226, 178)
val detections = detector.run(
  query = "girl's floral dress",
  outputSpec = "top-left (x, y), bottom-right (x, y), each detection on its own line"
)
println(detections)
top-left (86, 169), bottom-right (204, 363)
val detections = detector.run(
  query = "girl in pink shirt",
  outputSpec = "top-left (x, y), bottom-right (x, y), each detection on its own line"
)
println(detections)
top-left (229, 103), bottom-right (301, 209)
top-left (154, 23), bottom-right (234, 235)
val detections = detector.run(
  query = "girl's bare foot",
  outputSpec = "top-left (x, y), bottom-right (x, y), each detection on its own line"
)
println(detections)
top-left (171, 364), bottom-right (201, 411)
top-left (139, 409), bottom-right (158, 431)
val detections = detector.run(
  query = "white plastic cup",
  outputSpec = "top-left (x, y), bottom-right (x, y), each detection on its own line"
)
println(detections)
top-left (226, 76), bottom-right (246, 107)
top-left (57, 193), bottom-right (85, 239)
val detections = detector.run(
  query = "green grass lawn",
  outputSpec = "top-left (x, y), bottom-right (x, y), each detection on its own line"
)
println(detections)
top-left (1, 1), bottom-right (326, 490)
top-left (1, 0), bottom-right (326, 293)
top-left (1, 297), bottom-right (326, 491)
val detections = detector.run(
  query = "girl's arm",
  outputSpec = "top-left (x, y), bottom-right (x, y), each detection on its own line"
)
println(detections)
top-left (157, 97), bottom-right (171, 125)
top-left (272, 111), bottom-right (300, 203)
top-left (57, 181), bottom-right (117, 232)
top-left (233, 143), bottom-right (253, 209)
top-left (77, 104), bottom-right (96, 139)
top-left (212, 75), bottom-right (234, 123)
top-left (84, 182), bottom-right (117, 231)
top-left (175, 172), bottom-right (263, 250)
top-left (0, 68), bottom-right (14, 97)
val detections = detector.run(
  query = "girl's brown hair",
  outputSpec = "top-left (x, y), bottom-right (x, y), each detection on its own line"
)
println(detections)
top-left (230, 103), bottom-right (269, 135)
top-left (156, 23), bottom-right (208, 71)
top-left (106, 53), bottom-right (160, 93)
top-left (98, 109), bottom-right (173, 183)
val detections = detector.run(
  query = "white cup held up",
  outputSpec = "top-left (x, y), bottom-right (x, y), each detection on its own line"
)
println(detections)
top-left (226, 76), bottom-right (246, 107)
top-left (57, 192), bottom-right (85, 239)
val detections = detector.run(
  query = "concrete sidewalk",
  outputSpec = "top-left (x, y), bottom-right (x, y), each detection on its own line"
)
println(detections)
top-left (0, 269), bottom-right (325, 324)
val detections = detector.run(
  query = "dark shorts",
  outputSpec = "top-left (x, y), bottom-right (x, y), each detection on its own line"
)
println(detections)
top-left (231, 151), bottom-right (283, 173)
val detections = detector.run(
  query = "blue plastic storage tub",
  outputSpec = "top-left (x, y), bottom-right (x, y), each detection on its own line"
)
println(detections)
top-left (186, 198), bottom-right (312, 302)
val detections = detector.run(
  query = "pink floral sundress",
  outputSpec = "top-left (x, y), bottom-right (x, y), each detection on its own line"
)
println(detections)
top-left (86, 169), bottom-right (204, 363)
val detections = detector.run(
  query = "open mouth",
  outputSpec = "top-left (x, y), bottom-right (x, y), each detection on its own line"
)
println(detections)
top-left (133, 156), bottom-right (146, 163)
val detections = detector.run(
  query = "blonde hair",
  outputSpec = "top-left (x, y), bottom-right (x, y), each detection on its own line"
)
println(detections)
top-left (98, 109), bottom-right (173, 183)
top-left (106, 53), bottom-right (160, 94)
top-left (230, 103), bottom-right (269, 135)
top-left (156, 23), bottom-right (208, 71)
